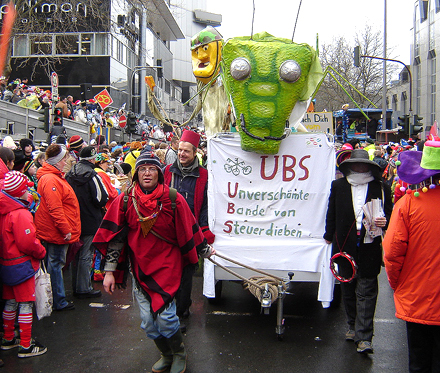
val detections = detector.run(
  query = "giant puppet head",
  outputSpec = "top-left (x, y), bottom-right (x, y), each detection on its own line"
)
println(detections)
top-left (191, 26), bottom-right (223, 84)
top-left (222, 32), bottom-right (322, 154)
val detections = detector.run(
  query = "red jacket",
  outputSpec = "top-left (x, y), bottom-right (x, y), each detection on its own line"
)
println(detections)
top-left (383, 189), bottom-right (440, 325)
top-left (35, 163), bottom-right (81, 244)
top-left (0, 158), bottom-right (8, 189)
top-left (0, 191), bottom-right (46, 274)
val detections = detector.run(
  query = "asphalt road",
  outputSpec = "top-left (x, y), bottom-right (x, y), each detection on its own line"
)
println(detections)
top-left (2, 268), bottom-right (408, 373)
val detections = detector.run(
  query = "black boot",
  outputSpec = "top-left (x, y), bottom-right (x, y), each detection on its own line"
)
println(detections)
top-left (167, 329), bottom-right (187, 373)
top-left (152, 337), bottom-right (173, 373)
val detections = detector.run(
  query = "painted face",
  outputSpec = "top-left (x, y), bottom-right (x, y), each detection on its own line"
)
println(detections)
top-left (222, 32), bottom-right (318, 154)
top-left (191, 40), bottom-right (222, 84)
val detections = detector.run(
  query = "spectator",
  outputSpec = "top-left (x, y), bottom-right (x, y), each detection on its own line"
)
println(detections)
top-left (19, 138), bottom-right (35, 162)
top-left (65, 146), bottom-right (108, 299)
top-left (0, 171), bottom-right (47, 358)
top-left (64, 135), bottom-right (86, 174)
top-left (94, 153), bottom-right (118, 210)
top-left (165, 136), bottom-right (179, 165)
top-left (383, 141), bottom-right (440, 373)
top-left (35, 144), bottom-right (80, 311)
top-left (0, 146), bottom-right (15, 188)
top-left (55, 96), bottom-right (69, 118)
top-left (124, 141), bottom-right (143, 172)
top-left (34, 152), bottom-right (46, 169)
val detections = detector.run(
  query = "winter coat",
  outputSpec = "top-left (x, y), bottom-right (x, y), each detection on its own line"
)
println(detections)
top-left (48, 124), bottom-right (67, 145)
top-left (0, 191), bottom-right (46, 286)
top-left (324, 177), bottom-right (393, 278)
top-left (163, 161), bottom-right (214, 244)
top-left (0, 158), bottom-right (8, 189)
top-left (65, 160), bottom-right (109, 235)
top-left (35, 163), bottom-right (81, 244)
top-left (383, 188), bottom-right (440, 325)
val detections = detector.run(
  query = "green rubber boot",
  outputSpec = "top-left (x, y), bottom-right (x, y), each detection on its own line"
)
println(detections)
top-left (152, 337), bottom-right (173, 373)
top-left (168, 330), bottom-right (187, 373)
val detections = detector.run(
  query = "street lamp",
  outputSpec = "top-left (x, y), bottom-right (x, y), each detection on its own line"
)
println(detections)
top-left (360, 54), bottom-right (412, 135)
top-left (128, 65), bottom-right (163, 114)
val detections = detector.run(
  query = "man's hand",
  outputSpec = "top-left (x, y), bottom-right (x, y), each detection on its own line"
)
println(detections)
top-left (200, 244), bottom-right (216, 258)
top-left (64, 232), bottom-right (72, 241)
top-left (325, 240), bottom-right (332, 244)
top-left (374, 216), bottom-right (387, 228)
top-left (103, 272), bottom-right (116, 295)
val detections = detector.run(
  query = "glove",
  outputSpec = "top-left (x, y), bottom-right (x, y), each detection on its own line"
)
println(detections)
top-left (199, 244), bottom-right (214, 258)
top-left (201, 226), bottom-right (215, 244)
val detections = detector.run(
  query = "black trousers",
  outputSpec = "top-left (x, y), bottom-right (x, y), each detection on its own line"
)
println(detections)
top-left (406, 321), bottom-right (440, 373)
top-left (175, 264), bottom-right (196, 318)
top-left (340, 276), bottom-right (378, 343)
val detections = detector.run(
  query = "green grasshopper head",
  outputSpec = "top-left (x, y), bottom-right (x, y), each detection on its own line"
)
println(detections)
top-left (222, 32), bottom-right (318, 154)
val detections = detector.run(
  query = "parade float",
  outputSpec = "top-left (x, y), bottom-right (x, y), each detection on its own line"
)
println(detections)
top-left (197, 30), bottom-right (338, 340)
top-left (145, 21), bottom-right (336, 339)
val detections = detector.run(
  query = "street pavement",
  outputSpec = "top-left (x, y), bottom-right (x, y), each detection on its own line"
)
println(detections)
top-left (2, 268), bottom-right (408, 373)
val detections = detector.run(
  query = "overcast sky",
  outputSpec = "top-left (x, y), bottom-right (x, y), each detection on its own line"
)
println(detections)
top-left (206, 0), bottom-right (414, 65)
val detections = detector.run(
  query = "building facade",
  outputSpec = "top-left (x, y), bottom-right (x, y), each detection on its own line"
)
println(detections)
top-left (1, 0), bottom-right (221, 130)
top-left (388, 0), bottom-right (440, 135)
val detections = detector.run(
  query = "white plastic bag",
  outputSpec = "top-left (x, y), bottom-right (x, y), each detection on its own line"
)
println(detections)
top-left (34, 261), bottom-right (53, 320)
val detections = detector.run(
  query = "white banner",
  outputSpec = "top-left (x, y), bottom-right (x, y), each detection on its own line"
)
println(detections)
top-left (206, 133), bottom-right (336, 303)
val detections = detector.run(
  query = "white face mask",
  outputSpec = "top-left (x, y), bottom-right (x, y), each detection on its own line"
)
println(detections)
top-left (346, 170), bottom-right (374, 186)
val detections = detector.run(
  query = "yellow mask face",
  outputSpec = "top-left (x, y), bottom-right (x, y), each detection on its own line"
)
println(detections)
top-left (192, 40), bottom-right (223, 84)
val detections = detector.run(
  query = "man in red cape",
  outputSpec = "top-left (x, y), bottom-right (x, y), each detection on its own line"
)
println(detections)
top-left (93, 150), bottom-right (214, 373)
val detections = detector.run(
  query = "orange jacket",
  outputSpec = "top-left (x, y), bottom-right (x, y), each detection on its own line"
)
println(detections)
top-left (35, 163), bottom-right (81, 244)
top-left (383, 189), bottom-right (440, 325)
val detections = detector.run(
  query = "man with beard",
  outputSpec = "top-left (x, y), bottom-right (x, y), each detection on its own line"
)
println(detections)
top-left (163, 130), bottom-right (215, 328)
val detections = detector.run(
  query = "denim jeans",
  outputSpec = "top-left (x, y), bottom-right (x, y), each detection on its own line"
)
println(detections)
top-left (133, 278), bottom-right (180, 340)
top-left (44, 242), bottom-right (69, 310)
top-left (72, 235), bottom-right (94, 294)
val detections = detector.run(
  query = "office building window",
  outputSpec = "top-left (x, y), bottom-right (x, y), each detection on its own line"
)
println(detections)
top-left (56, 34), bottom-right (79, 55)
top-left (30, 35), bottom-right (52, 55)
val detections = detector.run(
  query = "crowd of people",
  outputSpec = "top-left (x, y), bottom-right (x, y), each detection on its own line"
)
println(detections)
top-left (0, 76), bottom-right (178, 144)
top-left (0, 128), bottom-right (212, 372)
top-left (0, 122), bottom-right (439, 372)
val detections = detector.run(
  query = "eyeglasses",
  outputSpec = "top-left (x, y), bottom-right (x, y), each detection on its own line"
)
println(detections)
top-left (138, 166), bottom-right (158, 174)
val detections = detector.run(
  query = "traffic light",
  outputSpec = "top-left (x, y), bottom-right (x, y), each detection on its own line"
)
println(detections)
top-left (397, 114), bottom-right (410, 135)
top-left (156, 59), bottom-right (163, 78)
top-left (412, 115), bottom-right (424, 134)
top-left (126, 112), bottom-right (137, 134)
top-left (38, 107), bottom-right (50, 133)
top-left (353, 45), bottom-right (360, 67)
top-left (53, 107), bottom-right (63, 126)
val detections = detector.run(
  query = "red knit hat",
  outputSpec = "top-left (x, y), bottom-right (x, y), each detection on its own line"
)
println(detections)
top-left (3, 171), bottom-right (33, 197)
top-left (68, 135), bottom-right (84, 150)
top-left (180, 130), bottom-right (200, 148)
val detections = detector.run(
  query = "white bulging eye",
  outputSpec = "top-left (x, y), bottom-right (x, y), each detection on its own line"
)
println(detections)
top-left (279, 60), bottom-right (301, 83)
top-left (230, 58), bottom-right (251, 80)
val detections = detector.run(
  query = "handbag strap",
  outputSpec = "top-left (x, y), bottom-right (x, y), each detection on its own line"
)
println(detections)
top-left (40, 260), bottom-right (47, 274)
